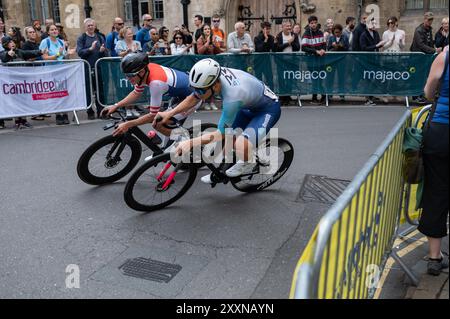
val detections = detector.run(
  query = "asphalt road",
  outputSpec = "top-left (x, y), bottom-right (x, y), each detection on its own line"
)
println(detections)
top-left (0, 105), bottom-right (408, 298)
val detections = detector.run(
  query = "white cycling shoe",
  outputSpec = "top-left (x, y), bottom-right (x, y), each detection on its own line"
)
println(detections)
top-left (225, 160), bottom-right (257, 178)
top-left (201, 174), bottom-right (213, 184)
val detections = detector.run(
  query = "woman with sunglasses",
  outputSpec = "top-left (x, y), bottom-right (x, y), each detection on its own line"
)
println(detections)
top-left (156, 26), bottom-right (171, 55)
top-left (155, 58), bottom-right (281, 181)
top-left (381, 16), bottom-right (405, 53)
top-left (101, 53), bottom-right (202, 142)
top-left (170, 31), bottom-right (191, 55)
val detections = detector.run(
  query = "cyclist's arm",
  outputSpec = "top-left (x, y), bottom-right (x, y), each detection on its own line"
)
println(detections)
top-left (176, 101), bottom-right (240, 153)
top-left (157, 94), bottom-right (201, 123)
top-left (115, 90), bottom-right (142, 109)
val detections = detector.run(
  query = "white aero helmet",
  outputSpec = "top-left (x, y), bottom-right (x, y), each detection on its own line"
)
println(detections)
top-left (189, 58), bottom-right (221, 89)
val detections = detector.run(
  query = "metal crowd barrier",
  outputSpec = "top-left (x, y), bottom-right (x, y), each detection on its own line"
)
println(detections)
top-left (291, 110), bottom-right (413, 299)
top-left (94, 52), bottom-right (434, 109)
top-left (0, 59), bottom-right (93, 125)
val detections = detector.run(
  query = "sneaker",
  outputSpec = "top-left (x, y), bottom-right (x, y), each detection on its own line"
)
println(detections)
top-left (364, 99), bottom-right (376, 107)
top-left (201, 174), bottom-right (213, 184)
top-left (0, 121), bottom-right (4, 129)
top-left (56, 115), bottom-right (64, 125)
top-left (209, 103), bottom-right (219, 111)
top-left (132, 109), bottom-right (141, 118)
top-left (21, 121), bottom-right (33, 129)
top-left (225, 160), bottom-right (257, 178)
top-left (427, 255), bottom-right (449, 276)
top-left (203, 103), bottom-right (212, 111)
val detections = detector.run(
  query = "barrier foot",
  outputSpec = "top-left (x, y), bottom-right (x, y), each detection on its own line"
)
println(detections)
top-left (398, 225), bottom-right (418, 240)
top-left (298, 95), bottom-right (302, 108)
top-left (73, 111), bottom-right (80, 126)
top-left (326, 95), bottom-right (329, 107)
top-left (390, 249), bottom-right (420, 286)
top-left (405, 96), bottom-right (410, 108)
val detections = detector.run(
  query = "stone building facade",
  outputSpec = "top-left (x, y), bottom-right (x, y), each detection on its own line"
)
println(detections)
top-left (1, 0), bottom-right (448, 51)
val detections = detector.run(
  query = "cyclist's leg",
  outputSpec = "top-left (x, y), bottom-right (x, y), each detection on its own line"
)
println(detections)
top-left (234, 100), bottom-right (281, 162)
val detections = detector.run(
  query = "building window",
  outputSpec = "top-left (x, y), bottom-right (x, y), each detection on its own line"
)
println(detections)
top-left (52, 0), bottom-right (61, 23)
top-left (405, 0), bottom-right (448, 10)
top-left (124, 0), bottom-right (133, 21)
top-left (153, 0), bottom-right (164, 20)
top-left (430, 0), bottom-right (448, 9)
top-left (40, 0), bottom-right (50, 20)
top-left (140, 0), bottom-right (150, 17)
top-left (29, 0), bottom-right (39, 21)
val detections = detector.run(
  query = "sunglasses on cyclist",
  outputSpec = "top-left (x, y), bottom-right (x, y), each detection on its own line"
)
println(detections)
top-left (124, 71), bottom-right (141, 78)
top-left (193, 87), bottom-right (210, 96)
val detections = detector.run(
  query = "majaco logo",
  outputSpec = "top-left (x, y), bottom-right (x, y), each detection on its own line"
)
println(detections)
top-left (363, 70), bottom-right (412, 83)
top-left (283, 69), bottom-right (328, 82)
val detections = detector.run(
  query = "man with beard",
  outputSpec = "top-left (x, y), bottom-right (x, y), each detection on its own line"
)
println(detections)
top-left (343, 17), bottom-right (356, 50)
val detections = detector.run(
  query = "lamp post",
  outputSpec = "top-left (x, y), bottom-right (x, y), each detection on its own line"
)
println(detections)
top-left (84, 0), bottom-right (92, 18)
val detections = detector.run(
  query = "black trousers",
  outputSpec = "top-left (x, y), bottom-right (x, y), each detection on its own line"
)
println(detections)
top-left (418, 123), bottom-right (449, 238)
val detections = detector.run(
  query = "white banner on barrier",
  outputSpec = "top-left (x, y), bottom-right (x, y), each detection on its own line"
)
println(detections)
top-left (0, 62), bottom-right (88, 118)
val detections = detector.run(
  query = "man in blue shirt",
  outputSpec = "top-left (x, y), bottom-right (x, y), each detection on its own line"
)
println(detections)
top-left (136, 14), bottom-right (153, 49)
top-left (106, 17), bottom-right (124, 57)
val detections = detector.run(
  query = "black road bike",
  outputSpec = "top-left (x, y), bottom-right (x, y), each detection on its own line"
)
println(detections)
top-left (124, 132), bottom-right (295, 212)
top-left (77, 109), bottom-right (217, 185)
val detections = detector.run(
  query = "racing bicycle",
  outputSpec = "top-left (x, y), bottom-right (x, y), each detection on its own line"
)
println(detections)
top-left (77, 109), bottom-right (217, 185)
top-left (123, 129), bottom-right (295, 212)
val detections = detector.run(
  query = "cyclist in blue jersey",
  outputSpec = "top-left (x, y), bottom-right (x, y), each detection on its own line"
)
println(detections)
top-left (155, 58), bottom-right (281, 183)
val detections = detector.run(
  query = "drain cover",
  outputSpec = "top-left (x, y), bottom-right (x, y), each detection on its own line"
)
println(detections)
top-left (119, 257), bottom-right (182, 283)
top-left (297, 174), bottom-right (351, 204)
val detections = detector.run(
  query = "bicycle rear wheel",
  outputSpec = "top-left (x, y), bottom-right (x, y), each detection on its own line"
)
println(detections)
top-left (124, 153), bottom-right (197, 212)
top-left (231, 138), bottom-right (294, 193)
top-left (77, 135), bottom-right (142, 185)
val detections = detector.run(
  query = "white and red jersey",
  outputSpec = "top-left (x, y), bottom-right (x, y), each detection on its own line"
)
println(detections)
top-left (134, 63), bottom-right (192, 115)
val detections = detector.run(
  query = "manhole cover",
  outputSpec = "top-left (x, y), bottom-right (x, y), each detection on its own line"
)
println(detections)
top-left (119, 257), bottom-right (182, 283)
top-left (297, 174), bottom-right (351, 204)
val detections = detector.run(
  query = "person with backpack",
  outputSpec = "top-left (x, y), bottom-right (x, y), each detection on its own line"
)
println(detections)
top-left (40, 24), bottom-right (76, 125)
top-left (77, 18), bottom-right (109, 120)
top-left (106, 17), bottom-right (124, 57)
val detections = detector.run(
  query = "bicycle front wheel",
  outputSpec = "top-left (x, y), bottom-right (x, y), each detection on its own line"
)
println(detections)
top-left (77, 135), bottom-right (142, 185)
top-left (124, 153), bottom-right (197, 212)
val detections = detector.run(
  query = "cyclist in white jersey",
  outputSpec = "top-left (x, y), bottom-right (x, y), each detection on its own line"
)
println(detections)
top-left (155, 58), bottom-right (281, 182)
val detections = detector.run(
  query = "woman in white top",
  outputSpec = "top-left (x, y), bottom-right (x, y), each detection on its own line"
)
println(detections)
top-left (115, 26), bottom-right (142, 57)
top-left (170, 31), bottom-right (191, 55)
top-left (382, 16), bottom-right (406, 53)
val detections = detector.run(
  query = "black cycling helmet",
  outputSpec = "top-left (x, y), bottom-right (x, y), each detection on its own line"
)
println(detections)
top-left (121, 52), bottom-right (149, 76)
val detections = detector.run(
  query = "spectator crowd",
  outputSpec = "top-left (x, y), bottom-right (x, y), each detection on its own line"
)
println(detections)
top-left (0, 11), bottom-right (449, 129)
